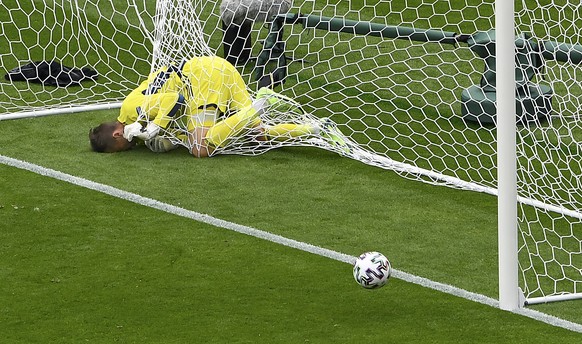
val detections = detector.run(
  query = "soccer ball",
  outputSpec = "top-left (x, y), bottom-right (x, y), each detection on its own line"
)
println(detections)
top-left (353, 251), bottom-right (391, 289)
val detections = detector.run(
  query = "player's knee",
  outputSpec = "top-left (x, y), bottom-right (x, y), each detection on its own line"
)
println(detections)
top-left (204, 127), bottom-right (224, 148)
top-left (190, 144), bottom-right (211, 158)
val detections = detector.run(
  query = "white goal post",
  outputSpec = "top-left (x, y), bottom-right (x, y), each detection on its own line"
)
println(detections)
top-left (2, 0), bottom-right (582, 308)
top-left (496, 0), bottom-right (519, 311)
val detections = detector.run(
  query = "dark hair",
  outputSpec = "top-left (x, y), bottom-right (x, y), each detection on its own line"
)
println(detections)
top-left (89, 122), bottom-right (118, 152)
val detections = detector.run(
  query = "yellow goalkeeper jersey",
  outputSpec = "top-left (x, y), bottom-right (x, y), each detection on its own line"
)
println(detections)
top-left (181, 56), bottom-right (252, 113)
top-left (117, 56), bottom-right (251, 129)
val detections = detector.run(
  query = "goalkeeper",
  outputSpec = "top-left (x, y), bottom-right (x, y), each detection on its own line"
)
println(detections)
top-left (89, 56), bottom-right (349, 157)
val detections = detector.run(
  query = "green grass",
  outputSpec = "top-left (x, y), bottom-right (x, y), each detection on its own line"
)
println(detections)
top-left (1, 111), bottom-right (582, 342)
top-left (0, 170), bottom-right (579, 343)
top-left (2, 0), bottom-right (582, 341)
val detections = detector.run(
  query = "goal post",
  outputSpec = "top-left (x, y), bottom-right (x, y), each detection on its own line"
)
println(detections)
top-left (2, 0), bottom-right (582, 307)
top-left (496, 0), bottom-right (519, 311)
top-left (252, 1), bottom-right (582, 306)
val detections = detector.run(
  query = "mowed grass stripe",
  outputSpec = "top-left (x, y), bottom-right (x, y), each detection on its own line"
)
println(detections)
top-left (2, 154), bottom-right (582, 335)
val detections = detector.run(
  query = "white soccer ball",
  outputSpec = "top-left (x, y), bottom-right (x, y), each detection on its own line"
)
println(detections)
top-left (353, 251), bottom-right (391, 289)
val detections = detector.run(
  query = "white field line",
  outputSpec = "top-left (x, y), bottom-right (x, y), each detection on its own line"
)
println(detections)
top-left (2, 154), bottom-right (582, 334)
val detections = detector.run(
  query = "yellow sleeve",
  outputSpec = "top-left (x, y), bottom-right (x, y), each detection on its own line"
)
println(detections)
top-left (118, 66), bottom-right (185, 126)
top-left (144, 92), bottom-right (186, 128)
top-left (117, 70), bottom-right (163, 124)
top-left (117, 89), bottom-right (145, 124)
top-left (118, 91), bottom-right (184, 129)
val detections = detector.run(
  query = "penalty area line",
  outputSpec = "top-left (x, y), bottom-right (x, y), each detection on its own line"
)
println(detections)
top-left (2, 154), bottom-right (582, 334)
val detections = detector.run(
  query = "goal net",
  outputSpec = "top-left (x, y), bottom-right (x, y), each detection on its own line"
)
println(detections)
top-left (0, 0), bottom-right (154, 118)
top-left (2, 0), bottom-right (582, 306)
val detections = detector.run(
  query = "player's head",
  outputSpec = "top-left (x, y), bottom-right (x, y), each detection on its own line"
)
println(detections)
top-left (89, 121), bottom-right (135, 153)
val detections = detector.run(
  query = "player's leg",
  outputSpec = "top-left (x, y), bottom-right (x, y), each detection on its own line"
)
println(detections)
top-left (262, 123), bottom-right (317, 140)
top-left (317, 117), bottom-right (352, 154)
top-left (187, 109), bottom-right (218, 157)
top-left (188, 126), bottom-right (213, 157)
top-left (264, 116), bottom-right (352, 154)
top-left (255, 87), bottom-right (300, 113)
top-left (204, 99), bottom-right (268, 148)
top-left (252, 88), bottom-right (319, 141)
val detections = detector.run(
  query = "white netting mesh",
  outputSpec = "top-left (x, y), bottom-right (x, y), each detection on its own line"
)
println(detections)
top-left (2, 0), bottom-right (582, 304)
top-left (515, 1), bottom-right (582, 303)
top-left (149, 0), bottom-right (214, 70)
top-left (145, 0), bottom-right (353, 157)
top-left (0, 0), bottom-right (154, 116)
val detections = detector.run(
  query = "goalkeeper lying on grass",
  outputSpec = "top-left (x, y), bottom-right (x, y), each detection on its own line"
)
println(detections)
top-left (89, 56), bottom-right (350, 157)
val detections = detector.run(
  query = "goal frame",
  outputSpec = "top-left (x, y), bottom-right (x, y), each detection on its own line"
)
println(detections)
top-left (496, 0), bottom-right (582, 308)
top-left (3, 0), bottom-right (582, 309)
top-left (496, 0), bottom-right (519, 311)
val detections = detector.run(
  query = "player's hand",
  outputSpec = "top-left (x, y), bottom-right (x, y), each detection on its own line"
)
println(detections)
top-left (135, 122), bottom-right (160, 141)
top-left (145, 136), bottom-right (179, 153)
top-left (123, 122), bottom-right (143, 141)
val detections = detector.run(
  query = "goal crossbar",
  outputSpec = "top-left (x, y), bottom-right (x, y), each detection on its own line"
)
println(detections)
top-left (0, 103), bottom-right (123, 121)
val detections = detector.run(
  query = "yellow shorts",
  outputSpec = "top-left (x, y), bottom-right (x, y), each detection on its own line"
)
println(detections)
top-left (187, 107), bottom-right (220, 131)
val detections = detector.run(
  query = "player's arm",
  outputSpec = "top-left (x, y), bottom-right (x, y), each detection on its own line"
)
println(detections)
top-left (149, 92), bottom-right (186, 128)
top-left (124, 92), bottom-right (186, 141)
top-left (118, 89), bottom-right (148, 141)
top-left (142, 64), bottom-right (182, 95)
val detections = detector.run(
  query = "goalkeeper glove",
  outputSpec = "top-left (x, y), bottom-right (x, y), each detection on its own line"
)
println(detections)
top-left (135, 122), bottom-right (161, 141)
top-left (123, 122), bottom-right (143, 142)
top-left (145, 136), bottom-right (179, 153)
